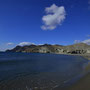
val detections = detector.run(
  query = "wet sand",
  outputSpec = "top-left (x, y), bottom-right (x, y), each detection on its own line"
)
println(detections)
top-left (66, 56), bottom-right (90, 90)
top-left (50, 54), bottom-right (90, 90)
top-left (67, 72), bottom-right (90, 90)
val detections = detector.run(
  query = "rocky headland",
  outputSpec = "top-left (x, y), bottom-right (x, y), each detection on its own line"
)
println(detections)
top-left (6, 43), bottom-right (90, 60)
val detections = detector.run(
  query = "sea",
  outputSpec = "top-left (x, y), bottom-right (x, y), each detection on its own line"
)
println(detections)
top-left (0, 52), bottom-right (89, 90)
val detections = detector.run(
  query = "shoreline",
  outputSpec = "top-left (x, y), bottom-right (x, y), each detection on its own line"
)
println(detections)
top-left (68, 54), bottom-right (90, 60)
top-left (4, 51), bottom-right (90, 60)
top-left (48, 53), bottom-right (90, 90)
top-left (1, 52), bottom-right (90, 90)
top-left (66, 72), bottom-right (90, 90)
top-left (64, 54), bottom-right (90, 90)
top-left (57, 53), bottom-right (90, 60)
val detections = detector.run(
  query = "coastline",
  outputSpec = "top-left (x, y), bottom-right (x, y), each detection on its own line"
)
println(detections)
top-left (62, 53), bottom-right (90, 60)
top-left (80, 54), bottom-right (90, 60)
top-left (66, 72), bottom-right (90, 90)
top-left (1, 52), bottom-right (90, 90)
top-left (65, 54), bottom-right (90, 90)
top-left (54, 53), bottom-right (90, 90)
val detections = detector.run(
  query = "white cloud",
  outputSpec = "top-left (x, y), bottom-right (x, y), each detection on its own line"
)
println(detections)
top-left (41, 4), bottom-right (66, 30)
top-left (7, 42), bottom-right (14, 45)
top-left (18, 42), bottom-right (34, 46)
top-left (38, 44), bottom-right (44, 45)
top-left (74, 40), bottom-right (81, 44)
top-left (82, 39), bottom-right (90, 45)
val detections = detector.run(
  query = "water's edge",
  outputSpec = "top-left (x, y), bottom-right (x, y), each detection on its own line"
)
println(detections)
top-left (0, 52), bottom-right (90, 90)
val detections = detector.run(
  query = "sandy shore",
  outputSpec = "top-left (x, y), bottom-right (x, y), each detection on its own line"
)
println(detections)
top-left (66, 54), bottom-right (90, 90)
top-left (66, 72), bottom-right (90, 90)
top-left (64, 53), bottom-right (90, 60)
top-left (54, 53), bottom-right (90, 90)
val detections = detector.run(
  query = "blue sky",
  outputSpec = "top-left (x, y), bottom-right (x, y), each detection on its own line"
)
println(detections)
top-left (0, 0), bottom-right (90, 51)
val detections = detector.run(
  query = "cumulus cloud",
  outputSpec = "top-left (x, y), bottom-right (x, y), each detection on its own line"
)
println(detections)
top-left (41, 4), bottom-right (66, 30)
top-left (7, 42), bottom-right (14, 45)
top-left (82, 39), bottom-right (90, 45)
top-left (18, 42), bottom-right (35, 46)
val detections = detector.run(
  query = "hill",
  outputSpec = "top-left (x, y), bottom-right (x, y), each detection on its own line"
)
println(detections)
top-left (6, 43), bottom-right (90, 54)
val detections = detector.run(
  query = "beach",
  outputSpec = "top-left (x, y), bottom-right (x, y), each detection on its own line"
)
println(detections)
top-left (67, 72), bottom-right (90, 90)
top-left (54, 54), bottom-right (90, 90)
top-left (0, 52), bottom-right (89, 90)
top-left (67, 56), bottom-right (90, 90)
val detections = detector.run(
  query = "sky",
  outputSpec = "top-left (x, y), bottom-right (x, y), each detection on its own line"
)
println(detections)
top-left (0, 0), bottom-right (90, 51)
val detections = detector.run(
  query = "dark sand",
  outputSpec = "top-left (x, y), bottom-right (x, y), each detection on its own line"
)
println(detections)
top-left (53, 54), bottom-right (90, 90)
top-left (66, 54), bottom-right (90, 90)
top-left (1, 73), bottom-right (90, 90)
top-left (67, 72), bottom-right (90, 90)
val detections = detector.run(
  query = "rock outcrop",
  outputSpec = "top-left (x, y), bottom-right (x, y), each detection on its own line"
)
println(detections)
top-left (6, 43), bottom-right (90, 54)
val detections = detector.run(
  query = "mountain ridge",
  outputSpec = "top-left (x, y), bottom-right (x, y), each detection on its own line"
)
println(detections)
top-left (6, 43), bottom-right (90, 54)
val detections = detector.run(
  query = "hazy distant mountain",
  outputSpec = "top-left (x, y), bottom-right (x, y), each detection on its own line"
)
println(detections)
top-left (6, 43), bottom-right (90, 54)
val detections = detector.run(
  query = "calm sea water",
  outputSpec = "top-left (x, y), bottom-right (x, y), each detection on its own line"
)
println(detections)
top-left (0, 52), bottom-right (89, 90)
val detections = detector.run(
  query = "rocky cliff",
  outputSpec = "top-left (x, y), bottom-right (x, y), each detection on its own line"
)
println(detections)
top-left (6, 43), bottom-right (90, 54)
